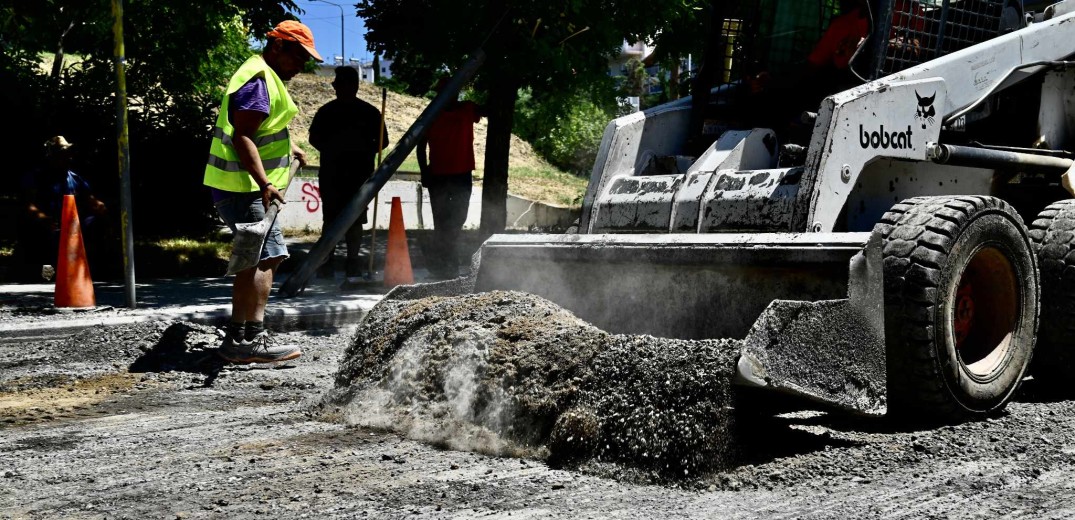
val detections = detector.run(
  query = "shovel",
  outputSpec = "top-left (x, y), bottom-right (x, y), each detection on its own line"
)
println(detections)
top-left (226, 162), bottom-right (299, 275)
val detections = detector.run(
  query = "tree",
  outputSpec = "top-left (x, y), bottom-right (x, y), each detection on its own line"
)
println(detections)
top-left (357, 0), bottom-right (707, 237)
top-left (623, 57), bottom-right (647, 97)
top-left (1, 0), bottom-right (299, 236)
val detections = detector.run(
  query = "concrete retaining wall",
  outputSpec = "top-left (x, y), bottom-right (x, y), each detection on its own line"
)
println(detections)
top-left (279, 172), bottom-right (578, 233)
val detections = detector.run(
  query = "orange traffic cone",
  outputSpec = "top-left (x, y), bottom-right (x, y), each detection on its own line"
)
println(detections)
top-left (383, 196), bottom-right (414, 287)
top-left (54, 194), bottom-right (95, 307)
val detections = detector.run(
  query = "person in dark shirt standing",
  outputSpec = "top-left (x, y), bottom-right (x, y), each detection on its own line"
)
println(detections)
top-left (417, 78), bottom-right (483, 279)
top-left (16, 136), bottom-right (108, 282)
top-left (308, 66), bottom-right (389, 286)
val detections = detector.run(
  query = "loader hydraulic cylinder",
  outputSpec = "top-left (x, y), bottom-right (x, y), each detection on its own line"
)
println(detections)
top-left (927, 143), bottom-right (1074, 175)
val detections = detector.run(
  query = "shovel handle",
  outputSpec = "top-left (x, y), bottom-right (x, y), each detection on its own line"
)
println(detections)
top-left (371, 87), bottom-right (388, 275)
top-left (265, 199), bottom-right (283, 220)
top-left (263, 161), bottom-right (299, 217)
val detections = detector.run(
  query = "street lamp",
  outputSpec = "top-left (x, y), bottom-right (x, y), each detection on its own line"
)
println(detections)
top-left (311, 0), bottom-right (344, 63)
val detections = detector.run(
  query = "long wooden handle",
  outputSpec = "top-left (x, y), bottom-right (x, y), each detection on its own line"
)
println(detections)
top-left (369, 87), bottom-right (388, 275)
top-left (263, 160), bottom-right (299, 223)
top-left (265, 160), bottom-right (300, 222)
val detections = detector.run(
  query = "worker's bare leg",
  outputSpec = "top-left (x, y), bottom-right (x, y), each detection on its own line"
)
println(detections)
top-left (231, 257), bottom-right (283, 323)
top-left (221, 255), bottom-right (299, 362)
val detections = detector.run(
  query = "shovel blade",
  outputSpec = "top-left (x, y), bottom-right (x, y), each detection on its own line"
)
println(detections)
top-left (226, 220), bottom-right (271, 275)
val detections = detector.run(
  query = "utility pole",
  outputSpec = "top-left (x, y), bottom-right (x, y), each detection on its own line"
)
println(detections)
top-left (111, 0), bottom-right (136, 309)
top-left (312, 0), bottom-right (345, 63)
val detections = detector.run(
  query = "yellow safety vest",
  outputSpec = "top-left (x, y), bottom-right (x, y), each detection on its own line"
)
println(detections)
top-left (203, 55), bottom-right (298, 193)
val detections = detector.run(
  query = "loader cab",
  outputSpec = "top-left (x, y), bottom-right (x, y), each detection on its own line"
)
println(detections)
top-left (583, 0), bottom-right (1031, 236)
top-left (693, 0), bottom-right (847, 142)
top-left (695, 0), bottom-right (1025, 147)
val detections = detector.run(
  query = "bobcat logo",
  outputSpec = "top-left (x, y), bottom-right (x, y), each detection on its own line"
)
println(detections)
top-left (915, 91), bottom-right (936, 129)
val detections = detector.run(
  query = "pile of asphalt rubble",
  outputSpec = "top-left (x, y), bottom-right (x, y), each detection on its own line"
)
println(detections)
top-left (329, 290), bottom-right (743, 479)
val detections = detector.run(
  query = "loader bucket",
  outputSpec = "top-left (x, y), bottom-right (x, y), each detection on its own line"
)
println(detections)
top-left (472, 232), bottom-right (887, 416)
top-left (475, 233), bottom-right (871, 339)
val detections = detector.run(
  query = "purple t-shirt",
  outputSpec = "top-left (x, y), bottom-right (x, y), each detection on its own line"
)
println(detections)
top-left (231, 77), bottom-right (270, 115)
top-left (212, 77), bottom-right (271, 200)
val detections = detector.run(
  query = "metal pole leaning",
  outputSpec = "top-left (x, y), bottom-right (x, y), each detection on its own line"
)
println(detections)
top-left (368, 87), bottom-right (387, 277)
top-left (280, 48), bottom-right (486, 297)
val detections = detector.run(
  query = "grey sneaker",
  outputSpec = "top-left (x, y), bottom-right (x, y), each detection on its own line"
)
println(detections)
top-left (218, 331), bottom-right (302, 364)
top-left (218, 334), bottom-right (245, 359)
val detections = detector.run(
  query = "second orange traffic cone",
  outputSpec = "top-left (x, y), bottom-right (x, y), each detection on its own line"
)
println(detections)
top-left (54, 194), bottom-right (96, 307)
top-left (383, 196), bottom-right (414, 287)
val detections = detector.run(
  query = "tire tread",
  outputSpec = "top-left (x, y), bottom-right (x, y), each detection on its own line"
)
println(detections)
top-left (1028, 200), bottom-right (1075, 389)
top-left (879, 196), bottom-right (1033, 419)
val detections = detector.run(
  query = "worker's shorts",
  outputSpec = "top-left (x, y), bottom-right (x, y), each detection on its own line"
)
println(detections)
top-left (214, 191), bottom-right (288, 263)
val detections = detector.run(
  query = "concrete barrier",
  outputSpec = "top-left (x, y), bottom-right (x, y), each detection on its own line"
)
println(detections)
top-left (280, 169), bottom-right (578, 233)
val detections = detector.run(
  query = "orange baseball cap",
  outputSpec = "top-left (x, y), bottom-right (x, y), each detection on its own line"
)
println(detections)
top-left (267, 20), bottom-right (323, 62)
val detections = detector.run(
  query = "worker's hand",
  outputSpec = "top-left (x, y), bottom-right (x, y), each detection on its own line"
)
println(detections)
top-left (261, 184), bottom-right (285, 211)
top-left (1063, 168), bottom-right (1075, 198)
top-left (292, 147), bottom-right (307, 168)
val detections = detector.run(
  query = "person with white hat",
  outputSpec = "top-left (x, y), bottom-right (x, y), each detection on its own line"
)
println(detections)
top-left (15, 136), bottom-right (108, 282)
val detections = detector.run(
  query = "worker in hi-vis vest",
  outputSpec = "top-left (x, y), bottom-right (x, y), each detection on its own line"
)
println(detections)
top-left (204, 20), bottom-right (321, 364)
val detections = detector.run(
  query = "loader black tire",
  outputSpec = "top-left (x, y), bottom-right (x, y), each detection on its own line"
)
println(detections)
top-left (1028, 200), bottom-right (1075, 393)
top-left (877, 196), bottom-right (1039, 421)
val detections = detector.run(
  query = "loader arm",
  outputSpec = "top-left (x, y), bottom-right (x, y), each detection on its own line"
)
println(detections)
top-left (799, 3), bottom-right (1075, 231)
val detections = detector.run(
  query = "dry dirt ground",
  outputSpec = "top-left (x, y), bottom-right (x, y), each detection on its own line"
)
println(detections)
top-left (4, 311), bottom-right (1075, 519)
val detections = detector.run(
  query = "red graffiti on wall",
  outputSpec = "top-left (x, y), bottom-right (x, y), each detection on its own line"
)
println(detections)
top-left (301, 182), bottom-right (321, 213)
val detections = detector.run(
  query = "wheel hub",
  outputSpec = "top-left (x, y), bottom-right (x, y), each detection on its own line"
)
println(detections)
top-left (954, 282), bottom-right (975, 349)
top-left (951, 245), bottom-right (1018, 378)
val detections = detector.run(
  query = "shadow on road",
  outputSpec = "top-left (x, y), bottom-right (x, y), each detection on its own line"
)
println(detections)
top-left (128, 322), bottom-right (224, 386)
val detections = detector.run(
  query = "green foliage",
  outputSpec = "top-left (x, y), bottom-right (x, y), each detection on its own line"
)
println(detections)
top-left (136, 237), bottom-right (230, 277)
top-left (376, 74), bottom-right (414, 96)
top-left (1, 0), bottom-right (297, 236)
top-left (537, 100), bottom-right (612, 175)
top-left (358, 0), bottom-right (685, 96)
top-left (155, 237), bottom-right (231, 260)
top-left (622, 57), bottom-right (647, 97)
top-left (515, 87), bottom-right (615, 175)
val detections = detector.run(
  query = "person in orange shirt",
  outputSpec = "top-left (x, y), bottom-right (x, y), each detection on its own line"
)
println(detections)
top-left (808, 0), bottom-right (870, 71)
top-left (417, 78), bottom-right (484, 279)
top-left (802, 0), bottom-right (873, 100)
top-left (745, 0), bottom-right (870, 138)
top-left (805, 0), bottom-right (925, 89)
top-left (754, 0), bottom-right (925, 143)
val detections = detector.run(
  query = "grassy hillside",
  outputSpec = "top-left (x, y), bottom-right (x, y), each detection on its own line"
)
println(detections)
top-left (287, 74), bottom-right (588, 207)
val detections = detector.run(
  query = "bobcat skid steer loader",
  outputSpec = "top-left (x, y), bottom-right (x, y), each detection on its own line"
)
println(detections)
top-left (412, 0), bottom-right (1075, 420)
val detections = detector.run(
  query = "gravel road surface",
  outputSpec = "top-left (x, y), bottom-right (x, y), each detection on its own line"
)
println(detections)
top-left (3, 312), bottom-right (1075, 519)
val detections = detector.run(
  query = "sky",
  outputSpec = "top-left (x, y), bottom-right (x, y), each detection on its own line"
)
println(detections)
top-left (290, 0), bottom-right (371, 64)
